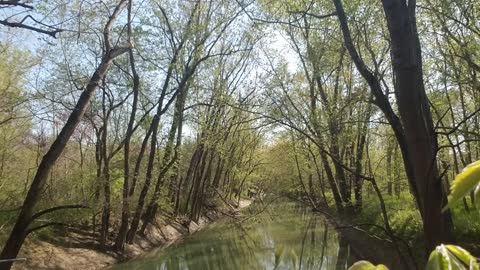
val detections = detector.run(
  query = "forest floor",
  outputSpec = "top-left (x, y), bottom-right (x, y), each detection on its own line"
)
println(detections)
top-left (11, 199), bottom-right (252, 270)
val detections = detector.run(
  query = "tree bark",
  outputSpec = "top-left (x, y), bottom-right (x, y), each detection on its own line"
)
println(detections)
top-left (381, 0), bottom-right (453, 251)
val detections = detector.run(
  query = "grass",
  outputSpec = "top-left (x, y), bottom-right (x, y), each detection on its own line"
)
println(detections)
top-left (450, 202), bottom-right (480, 253)
top-left (354, 192), bottom-right (422, 239)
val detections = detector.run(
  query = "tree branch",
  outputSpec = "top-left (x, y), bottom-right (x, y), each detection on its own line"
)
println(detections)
top-left (0, 1), bottom-right (33, 9)
top-left (26, 222), bottom-right (70, 235)
top-left (29, 205), bottom-right (89, 223)
top-left (0, 19), bottom-right (62, 38)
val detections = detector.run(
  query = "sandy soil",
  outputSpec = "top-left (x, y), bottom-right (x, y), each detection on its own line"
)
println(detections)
top-left (11, 199), bottom-right (252, 270)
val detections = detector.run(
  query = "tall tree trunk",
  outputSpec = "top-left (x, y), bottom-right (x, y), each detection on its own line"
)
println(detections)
top-left (393, 144), bottom-right (401, 197)
top-left (309, 76), bottom-right (343, 212)
top-left (189, 148), bottom-right (210, 220)
top-left (318, 148), bottom-right (343, 212)
top-left (194, 151), bottom-right (215, 221)
top-left (212, 156), bottom-right (224, 189)
top-left (353, 110), bottom-right (370, 211)
top-left (126, 35), bottom-right (192, 241)
top-left (92, 130), bottom-right (103, 235)
top-left (183, 142), bottom-right (204, 212)
top-left (114, 0), bottom-right (140, 249)
top-left (126, 111), bottom-right (162, 243)
top-left (128, 123), bottom-right (154, 197)
top-left (308, 145), bottom-right (329, 207)
top-left (381, 0), bottom-right (453, 251)
top-left (329, 135), bottom-right (350, 208)
top-left (142, 81), bottom-right (188, 229)
top-left (386, 140), bottom-right (394, 196)
top-left (100, 84), bottom-right (111, 250)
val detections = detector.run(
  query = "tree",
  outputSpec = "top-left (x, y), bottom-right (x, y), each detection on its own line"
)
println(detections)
top-left (0, 0), bottom-right (131, 268)
top-left (332, 0), bottom-right (453, 252)
top-left (0, 43), bottom-right (29, 126)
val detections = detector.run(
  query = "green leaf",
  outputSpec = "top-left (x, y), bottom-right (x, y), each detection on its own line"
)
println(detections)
top-left (474, 185), bottom-right (480, 209)
top-left (426, 244), bottom-right (479, 270)
top-left (348, 261), bottom-right (389, 270)
top-left (348, 261), bottom-right (375, 270)
top-left (426, 245), bottom-right (450, 270)
top-left (446, 245), bottom-right (480, 270)
top-left (444, 160), bottom-right (480, 211)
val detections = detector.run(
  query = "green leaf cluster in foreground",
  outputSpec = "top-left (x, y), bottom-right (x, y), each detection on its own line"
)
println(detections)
top-left (426, 245), bottom-right (479, 270)
top-left (349, 261), bottom-right (389, 270)
top-left (445, 160), bottom-right (480, 211)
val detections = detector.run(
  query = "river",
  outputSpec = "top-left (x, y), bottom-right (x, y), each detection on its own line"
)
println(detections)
top-left (111, 201), bottom-right (362, 270)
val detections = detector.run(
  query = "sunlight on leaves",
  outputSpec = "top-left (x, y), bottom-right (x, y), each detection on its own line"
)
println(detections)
top-left (444, 160), bottom-right (480, 211)
top-left (426, 244), bottom-right (479, 270)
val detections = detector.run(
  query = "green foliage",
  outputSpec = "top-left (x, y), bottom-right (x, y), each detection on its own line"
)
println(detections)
top-left (348, 261), bottom-right (389, 270)
top-left (426, 245), bottom-right (479, 270)
top-left (389, 208), bottom-right (423, 243)
top-left (444, 160), bottom-right (480, 211)
top-left (353, 192), bottom-right (423, 244)
top-left (257, 0), bottom-right (310, 15)
top-left (0, 43), bottom-right (29, 90)
top-left (355, 159), bottom-right (480, 269)
top-left (450, 204), bottom-right (480, 242)
top-left (350, 193), bottom-right (427, 265)
top-left (0, 43), bottom-right (30, 126)
top-left (0, 0), bottom-right (478, 267)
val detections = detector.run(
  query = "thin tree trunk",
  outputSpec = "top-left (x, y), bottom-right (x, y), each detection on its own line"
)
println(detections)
top-left (114, 0), bottom-right (140, 250)
top-left (100, 82), bottom-right (111, 250)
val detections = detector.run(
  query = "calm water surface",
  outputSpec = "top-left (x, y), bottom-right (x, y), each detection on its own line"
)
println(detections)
top-left (112, 201), bottom-right (357, 270)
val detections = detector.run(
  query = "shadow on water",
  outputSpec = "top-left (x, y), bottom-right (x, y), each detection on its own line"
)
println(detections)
top-left (111, 201), bottom-right (359, 270)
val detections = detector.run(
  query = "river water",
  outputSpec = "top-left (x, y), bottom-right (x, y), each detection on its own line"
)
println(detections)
top-left (112, 201), bottom-right (359, 270)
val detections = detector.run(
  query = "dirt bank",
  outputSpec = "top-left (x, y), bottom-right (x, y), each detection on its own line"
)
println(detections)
top-left (11, 200), bottom-right (252, 270)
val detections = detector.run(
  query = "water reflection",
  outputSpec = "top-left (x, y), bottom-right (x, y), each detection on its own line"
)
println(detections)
top-left (112, 202), bottom-right (356, 270)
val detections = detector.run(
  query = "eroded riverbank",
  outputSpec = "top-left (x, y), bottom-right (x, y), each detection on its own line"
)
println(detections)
top-left (9, 199), bottom-right (419, 270)
top-left (11, 200), bottom-right (252, 270)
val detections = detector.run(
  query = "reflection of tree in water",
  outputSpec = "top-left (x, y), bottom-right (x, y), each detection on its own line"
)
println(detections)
top-left (334, 235), bottom-right (355, 270)
top-left (113, 202), bottom-right (355, 270)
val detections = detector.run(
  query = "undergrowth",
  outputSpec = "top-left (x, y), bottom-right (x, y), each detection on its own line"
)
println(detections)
top-left (351, 190), bottom-right (480, 264)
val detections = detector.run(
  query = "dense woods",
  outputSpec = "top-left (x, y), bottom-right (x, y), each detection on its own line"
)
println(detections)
top-left (0, 0), bottom-right (479, 269)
